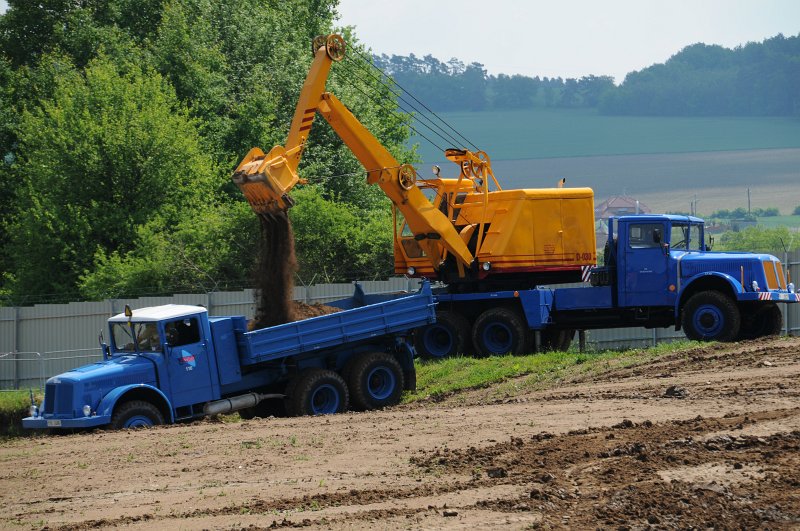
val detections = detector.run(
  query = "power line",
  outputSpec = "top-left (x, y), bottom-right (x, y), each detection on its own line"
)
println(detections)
top-left (342, 55), bottom-right (467, 150)
top-left (350, 47), bottom-right (480, 151)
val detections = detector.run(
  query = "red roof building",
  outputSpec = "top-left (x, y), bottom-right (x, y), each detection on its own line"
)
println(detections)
top-left (595, 196), bottom-right (651, 220)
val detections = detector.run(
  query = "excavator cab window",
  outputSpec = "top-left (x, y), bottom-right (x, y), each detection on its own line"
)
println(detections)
top-left (452, 193), bottom-right (467, 222)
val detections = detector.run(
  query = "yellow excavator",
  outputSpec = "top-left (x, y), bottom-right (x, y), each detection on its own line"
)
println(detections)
top-left (233, 34), bottom-right (596, 289)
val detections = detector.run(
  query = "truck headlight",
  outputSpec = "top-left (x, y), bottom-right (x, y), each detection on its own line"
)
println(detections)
top-left (29, 404), bottom-right (39, 418)
top-left (789, 282), bottom-right (796, 293)
top-left (407, 267), bottom-right (416, 276)
top-left (751, 281), bottom-right (759, 292)
top-left (83, 404), bottom-right (91, 417)
top-left (481, 262), bottom-right (491, 272)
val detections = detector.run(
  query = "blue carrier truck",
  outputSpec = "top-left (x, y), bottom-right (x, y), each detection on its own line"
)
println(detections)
top-left (416, 215), bottom-right (799, 358)
top-left (24, 282), bottom-right (435, 431)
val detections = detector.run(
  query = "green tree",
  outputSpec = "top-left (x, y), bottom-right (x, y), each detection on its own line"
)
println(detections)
top-left (716, 226), bottom-right (794, 253)
top-left (0, 0), bottom-right (415, 303)
top-left (288, 186), bottom-right (393, 283)
top-left (80, 202), bottom-right (259, 299)
top-left (6, 55), bottom-right (217, 303)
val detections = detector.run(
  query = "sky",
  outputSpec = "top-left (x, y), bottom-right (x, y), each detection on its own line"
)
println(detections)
top-left (336, 0), bottom-right (800, 82)
top-left (0, 1), bottom-right (796, 82)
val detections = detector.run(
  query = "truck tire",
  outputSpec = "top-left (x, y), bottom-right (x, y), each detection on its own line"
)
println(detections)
top-left (682, 291), bottom-right (740, 342)
top-left (415, 311), bottom-right (471, 359)
top-left (738, 302), bottom-right (782, 340)
top-left (472, 307), bottom-right (529, 357)
top-left (346, 352), bottom-right (404, 411)
top-left (109, 400), bottom-right (164, 430)
top-left (286, 369), bottom-right (349, 416)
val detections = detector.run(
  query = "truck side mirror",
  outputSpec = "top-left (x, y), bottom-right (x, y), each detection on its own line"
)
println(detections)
top-left (98, 330), bottom-right (110, 359)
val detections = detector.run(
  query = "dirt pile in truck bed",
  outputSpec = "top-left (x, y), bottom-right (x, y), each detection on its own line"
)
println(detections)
top-left (251, 211), bottom-right (298, 329)
top-left (292, 301), bottom-right (341, 320)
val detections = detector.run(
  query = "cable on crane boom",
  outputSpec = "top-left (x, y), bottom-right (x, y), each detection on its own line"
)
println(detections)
top-left (335, 65), bottom-right (449, 154)
top-left (349, 47), bottom-right (481, 152)
top-left (342, 55), bottom-right (468, 150)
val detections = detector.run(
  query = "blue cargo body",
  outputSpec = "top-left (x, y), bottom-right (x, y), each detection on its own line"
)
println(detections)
top-left (24, 282), bottom-right (435, 431)
top-left (242, 283), bottom-right (435, 365)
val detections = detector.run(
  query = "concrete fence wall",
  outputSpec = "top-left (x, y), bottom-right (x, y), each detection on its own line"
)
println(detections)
top-left (2, 250), bottom-right (798, 390)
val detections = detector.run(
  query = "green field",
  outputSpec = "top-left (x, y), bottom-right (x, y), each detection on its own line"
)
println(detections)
top-left (755, 215), bottom-right (800, 228)
top-left (410, 108), bottom-right (800, 162)
top-left (408, 109), bottom-right (800, 218)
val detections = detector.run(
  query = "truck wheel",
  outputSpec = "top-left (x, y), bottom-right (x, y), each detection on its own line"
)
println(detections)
top-left (109, 400), bottom-right (164, 430)
top-left (346, 352), bottom-right (404, 411)
top-left (286, 369), bottom-right (349, 416)
top-left (682, 291), bottom-right (740, 342)
top-left (472, 307), bottom-right (529, 357)
top-left (414, 311), bottom-right (471, 359)
top-left (738, 302), bottom-right (782, 340)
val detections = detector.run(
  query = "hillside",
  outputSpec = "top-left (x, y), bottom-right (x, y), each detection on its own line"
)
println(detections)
top-left (410, 109), bottom-right (800, 215)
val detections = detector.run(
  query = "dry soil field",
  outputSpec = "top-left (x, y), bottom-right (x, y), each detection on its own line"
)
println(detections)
top-left (2, 337), bottom-right (799, 530)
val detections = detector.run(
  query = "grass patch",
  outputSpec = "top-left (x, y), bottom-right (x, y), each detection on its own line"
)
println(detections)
top-left (404, 340), bottom-right (701, 403)
top-left (0, 389), bottom-right (43, 437)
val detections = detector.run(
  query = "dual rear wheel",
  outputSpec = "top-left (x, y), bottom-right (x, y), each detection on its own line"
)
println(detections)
top-left (284, 352), bottom-right (405, 417)
top-left (415, 307), bottom-right (574, 359)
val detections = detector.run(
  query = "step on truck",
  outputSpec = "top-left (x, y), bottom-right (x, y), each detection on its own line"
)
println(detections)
top-left (416, 215), bottom-right (799, 358)
top-left (24, 282), bottom-right (435, 431)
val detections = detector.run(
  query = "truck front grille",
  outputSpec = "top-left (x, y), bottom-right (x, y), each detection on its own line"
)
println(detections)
top-left (762, 260), bottom-right (780, 290)
top-left (44, 382), bottom-right (75, 415)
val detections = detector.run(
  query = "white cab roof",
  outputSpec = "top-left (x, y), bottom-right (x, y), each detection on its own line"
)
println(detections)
top-left (108, 304), bottom-right (208, 323)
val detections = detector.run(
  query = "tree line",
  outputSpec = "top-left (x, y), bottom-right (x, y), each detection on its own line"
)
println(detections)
top-left (374, 33), bottom-right (800, 116)
top-left (0, 0), bottom-right (410, 306)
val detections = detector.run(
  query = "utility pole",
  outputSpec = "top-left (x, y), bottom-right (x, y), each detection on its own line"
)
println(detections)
top-left (747, 188), bottom-right (751, 215)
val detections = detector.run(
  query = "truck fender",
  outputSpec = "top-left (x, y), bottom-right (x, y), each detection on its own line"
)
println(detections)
top-left (674, 272), bottom-right (743, 318)
top-left (97, 384), bottom-right (175, 424)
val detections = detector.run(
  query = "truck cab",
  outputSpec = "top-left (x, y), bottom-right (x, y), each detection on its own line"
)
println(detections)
top-left (24, 305), bottom-right (222, 430)
top-left (587, 214), bottom-right (797, 340)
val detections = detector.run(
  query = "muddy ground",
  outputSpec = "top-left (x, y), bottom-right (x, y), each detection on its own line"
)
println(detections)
top-left (1, 337), bottom-right (799, 530)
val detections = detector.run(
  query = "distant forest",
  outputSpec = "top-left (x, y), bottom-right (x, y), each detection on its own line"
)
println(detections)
top-left (373, 33), bottom-right (800, 116)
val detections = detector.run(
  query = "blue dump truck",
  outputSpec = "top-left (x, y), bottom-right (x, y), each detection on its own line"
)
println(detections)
top-left (24, 282), bottom-right (435, 431)
top-left (417, 215), bottom-right (799, 358)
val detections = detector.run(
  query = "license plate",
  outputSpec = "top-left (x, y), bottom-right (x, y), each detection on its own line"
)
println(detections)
top-left (46, 420), bottom-right (62, 427)
top-left (779, 293), bottom-right (789, 301)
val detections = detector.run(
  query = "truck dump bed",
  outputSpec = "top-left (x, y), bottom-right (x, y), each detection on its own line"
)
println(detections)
top-left (239, 282), bottom-right (435, 365)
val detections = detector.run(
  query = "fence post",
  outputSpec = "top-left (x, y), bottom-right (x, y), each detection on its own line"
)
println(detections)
top-left (13, 307), bottom-right (20, 390)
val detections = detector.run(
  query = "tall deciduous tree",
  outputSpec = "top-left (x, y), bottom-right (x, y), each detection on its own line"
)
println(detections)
top-left (7, 56), bottom-right (217, 302)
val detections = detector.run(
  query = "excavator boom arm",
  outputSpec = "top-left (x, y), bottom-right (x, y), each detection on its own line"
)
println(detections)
top-left (232, 34), bottom-right (474, 273)
top-left (316, 93), bottom-right (473, 269)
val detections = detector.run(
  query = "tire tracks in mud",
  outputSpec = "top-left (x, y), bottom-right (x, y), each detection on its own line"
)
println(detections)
top-left (53, 408), bottom-right (800, 530)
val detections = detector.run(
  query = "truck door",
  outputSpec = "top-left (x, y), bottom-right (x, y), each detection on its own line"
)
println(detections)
top-left (621, 221), bottom-right (671, 307)
top-left (164, 317), bottom-right (215, 408)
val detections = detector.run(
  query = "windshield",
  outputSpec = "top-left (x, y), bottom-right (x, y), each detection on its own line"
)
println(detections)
top-left (112, 322), bottom-right (162, 353)
top-left (670, 223), bottom-right (703, 251)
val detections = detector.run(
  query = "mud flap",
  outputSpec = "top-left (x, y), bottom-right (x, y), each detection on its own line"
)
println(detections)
top-left (396, 337), bottom-right (417, 391)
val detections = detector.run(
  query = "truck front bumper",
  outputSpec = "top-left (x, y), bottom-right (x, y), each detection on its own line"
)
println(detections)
top-left (736, 292), bottom-right (800, 302)
top-left (23, 415), bottom-right (110, 429)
